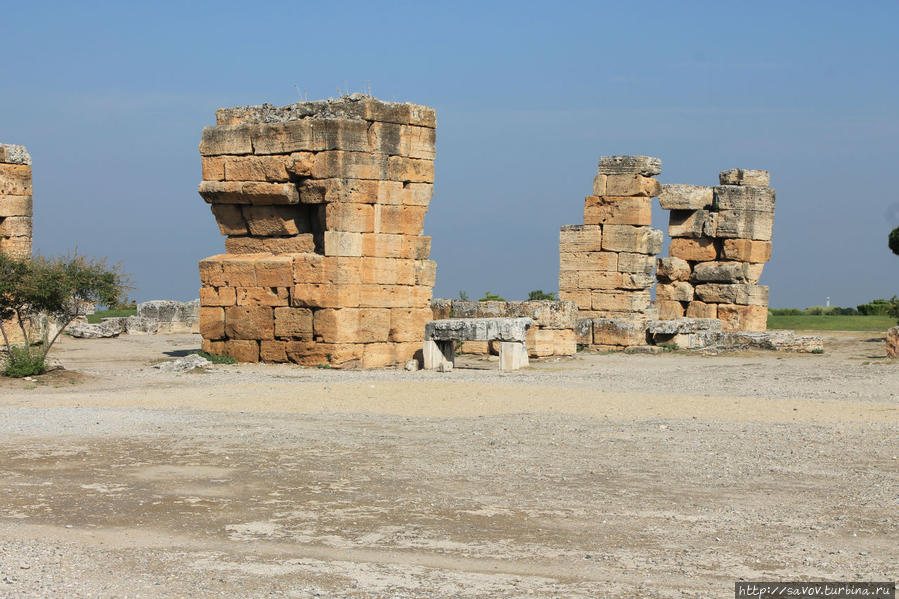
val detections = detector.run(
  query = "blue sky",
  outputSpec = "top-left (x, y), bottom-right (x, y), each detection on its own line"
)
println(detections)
top-left (2, 1), bottom-right (897, 307)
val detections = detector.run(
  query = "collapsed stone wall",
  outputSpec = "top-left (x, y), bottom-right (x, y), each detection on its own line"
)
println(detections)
top-left (430, 299), bottom-right (577, 357)
top-left (559, 156), bottom-right (663, 349)
top-left (197, 96), bottom-right (437, 368)
top-left (656, 169), bottom-right (774, 331)
top-left (0, 144), bottom-right (33, 259)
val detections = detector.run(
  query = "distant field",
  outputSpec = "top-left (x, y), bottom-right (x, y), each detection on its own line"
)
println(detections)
top-left (767, 314), bottom-right (895, 332)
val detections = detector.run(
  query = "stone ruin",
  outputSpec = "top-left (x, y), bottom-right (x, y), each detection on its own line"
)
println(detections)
top-left (561, 156), bottom-right (776, 350)
top-left (657, 169), bottom-right (773, 331)
top-left (430, 299), bottom-right (577, 357)
top-left (197, 96), bottom-right (437, 368)
top-left (0, 144), bottom-right (33, 259)
top-left (559, 156), bottom-right (664, 348)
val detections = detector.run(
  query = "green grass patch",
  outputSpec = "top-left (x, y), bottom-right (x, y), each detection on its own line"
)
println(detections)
top-left (193, 350), bottom-right (237, 364)
top-left (87, 308), bottom-right (137, 323)
top-left (767, 314), bottom-right (896, 332)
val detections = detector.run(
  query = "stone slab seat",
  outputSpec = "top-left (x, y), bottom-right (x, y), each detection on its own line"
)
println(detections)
top-left (423, 317), bottom-right (533, 371)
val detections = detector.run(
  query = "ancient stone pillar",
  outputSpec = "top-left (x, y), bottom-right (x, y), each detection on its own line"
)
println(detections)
top-left (558, 156), bottom-right (663, 348)
top-left (197, 96), bottom-right (437, 368)
top-left (657, 169), bottom-right (774, 331)
top-left (0, 144), bottom-right (33, 259)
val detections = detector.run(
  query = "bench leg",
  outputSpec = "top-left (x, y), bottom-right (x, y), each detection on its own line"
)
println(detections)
top-left (423, 339), bottom-right (455, 370)
top-left (499, 341), bottom-right (528, 371)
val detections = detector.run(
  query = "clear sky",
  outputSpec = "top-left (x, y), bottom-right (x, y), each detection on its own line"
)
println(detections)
top-left (2, 0), bottom-right (897, 308)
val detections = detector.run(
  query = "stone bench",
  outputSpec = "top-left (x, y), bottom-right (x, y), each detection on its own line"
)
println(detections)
top-left (423, 317), bottom-right (533, 371)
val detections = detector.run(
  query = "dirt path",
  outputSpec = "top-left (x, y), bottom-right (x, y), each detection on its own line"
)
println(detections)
top-left (0, 332), bottom-right (896, 598)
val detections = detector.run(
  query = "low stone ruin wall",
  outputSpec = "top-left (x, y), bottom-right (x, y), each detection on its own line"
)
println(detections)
top-left (0, 143), bottom-right (32, 259)
top-left (198, 96), bottom-right (437, 368)
top-left (68, 300), bottom-right (200, 338)
top-left (431, 299), bottom-right (577, 357)
top-left (656, 168), bottom-right (773, 331)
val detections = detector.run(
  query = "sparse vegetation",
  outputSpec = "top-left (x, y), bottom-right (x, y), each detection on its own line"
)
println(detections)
top-left (767, 314), bottom-right (894, 332)
top-left (889, 226), bottom-right (899, 256)
top-left (458, 290), bottom-right (469, 301)
top-left (193, 350), bottom-right (237, 365)
top-left (527, 289), bottom-right (557, 301)
top-left (478, 291), bottom-right (506, 302)
top-left (0, 253), bottom-right (128, 377)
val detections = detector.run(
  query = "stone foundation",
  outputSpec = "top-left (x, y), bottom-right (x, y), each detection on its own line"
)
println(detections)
top-left (198, 96), bottom-right (437, 368)
top-left (430, 299), bottom-right (577, 357)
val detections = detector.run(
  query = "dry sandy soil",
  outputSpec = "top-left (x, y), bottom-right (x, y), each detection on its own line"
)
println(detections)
top-left (0, 331), bottom-right (896, 598)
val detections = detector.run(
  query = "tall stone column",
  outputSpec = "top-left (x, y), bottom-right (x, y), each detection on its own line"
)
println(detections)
top-left (657, 169), bottom-right (774, 331)
top-left (0, 144), bottom-right (33, 259)
top-left (559, 156), bottom-right (663, 348)
top-left (197, 96), bottom-right (437, 368)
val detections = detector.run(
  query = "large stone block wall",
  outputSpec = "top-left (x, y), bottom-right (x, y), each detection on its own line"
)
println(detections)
top-left (430, 299), bottom-right (577, 357)
top-left (656, 169), bottom-right (774, 331)
top-left (559, 156), bottom-right (663, 348)
top-left (0, 144), bottom-right (33, 259)
top-left (198, 96), bottom-right (437, 368)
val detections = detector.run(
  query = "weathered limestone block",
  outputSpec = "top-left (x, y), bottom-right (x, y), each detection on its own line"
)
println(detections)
top-left (236, 286), bottom-right (290, 307)
top-left (560, 251), bottom-right (618, 272)
top-left (425, 317), bottom-right (533, 343)
top-left (216, 97), bottom-right (436, 129)
top-left (617, 252), bottom-right (656, 275)
top-left (597, 155), bottom-right (661, 176)
top-left (668, 210), bottom-right (716, 238)
top-left (223, 305), bottom-right (275, 340)
top-left (656, 257), bottom-right (691, 282)
top-left (368, 122), bottom-right (437, 159)
top-left (313, 308), bottom-right (391, 343)
top-left (274, 307), bottom-right (313, 338)
top-left (694, 283), bottom-right (769, 305)
top-left (658, 184), bottom-right (713, 210)
top-left (714, 185), bottom-right (775, 212)
top-left (721, 239), bottom-right (772, 263)
top-left (375, 205), bottom-right (428, 236)
top-left (312, 150), bottom-right (389, 180)
top-left (576, 318), bottom-right (593, 345)
top-left (0, 237), bottom-right (31, 257)
top-left (716, 304), bottom-right (768, 332)
top-left (886, 326), bottom-right (899, 358)
top-left (0, 195), bottom-right (32, 217)
top-left (0, 164), bottom-right (33, 195)
top-left (584, 196), bottom-right (652, 225)
top-left (199, 124), bottom-right (255, 156)
top-left (656, 300), bottom-right (685, 320)
top-left (692, 261), bottom-right (753, 283)
top-left (592, 317), bottom-right (649, 346)
top-left (559, 225), bottom-right (602, 252)
top-left (715, 210), bottom-right (774, 241)
top-left (322, 231), bottom-right (363, 257)
top-left (199, 181), bottom-right (300, 205)
top-left (685, 301), bottom-right (717, 319)
top-left (719, 169), bottom-right (770, 187)
top-left (591, 291), bottom-right (651, 313)
top-left (602, 225), bottom-right (663, 254)
top-left (68, 318), bottom-right (127, 339)
top-left (592, 174), bottom-right (661, 197)
top-left (656, 281), bottom-right (694, 302)
top-left (0, 217), bottom-right (32, 237)
top-left (138, 300), bottom-right (200, 326)
top-left (669, 238), bottom-right (718, 261)
top-left (648, 317), bottom-right (723, 335)
top-left (361, 233), bottom-right (431, 259)
top-left (211, 205), bottom-right (249, 235)
top-left (200, 307), bottom-right (225, 339)
top-left (225, 235), bottom-right (315, 255)
top-left (0, 144), bottom-right (31, 165)
top-left (389, 307), bottom-right (433, 342)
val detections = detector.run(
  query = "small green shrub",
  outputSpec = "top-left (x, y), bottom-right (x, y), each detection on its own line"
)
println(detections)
top-left (458, 290), bottom-right (469, 301)
top-left (658, 342), bottom-right (679, 352)
top-left (527, 289), bottom-right (557, 301)
top-left (194, 350), bottom-right (237, 364)
top-left (479, 291), bottom-right (506, 302)
top-left (811, 348), bottom-right (824, 354)
top-left (2, 345), bottom-right (46, 378)
top-left (889, 226), bottom-right (899, 256)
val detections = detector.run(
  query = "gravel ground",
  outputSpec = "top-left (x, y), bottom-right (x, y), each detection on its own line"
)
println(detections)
top-left (0, 332), bottom-right (896, 598)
